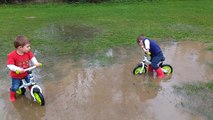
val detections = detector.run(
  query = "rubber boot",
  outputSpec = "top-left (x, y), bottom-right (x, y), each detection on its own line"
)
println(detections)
top-left (156, 67), bottom-right (165, 79)
top-left (10, 91), bottom-right (16, 102)
top-left (148, 65), bottom-right (153, 72)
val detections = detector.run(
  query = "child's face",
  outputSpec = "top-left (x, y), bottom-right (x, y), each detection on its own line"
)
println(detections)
top-left (138, 40), bottom-right (144, 46)
top-left (18, 43), bottom-right (31, 53)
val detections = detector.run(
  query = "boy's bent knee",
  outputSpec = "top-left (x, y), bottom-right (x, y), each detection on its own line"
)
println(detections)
top-left (151, 64), bottom-right (159, 70)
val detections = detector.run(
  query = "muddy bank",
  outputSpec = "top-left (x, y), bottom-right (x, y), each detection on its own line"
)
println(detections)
top-left (0, 41), bottom-right (213, 120)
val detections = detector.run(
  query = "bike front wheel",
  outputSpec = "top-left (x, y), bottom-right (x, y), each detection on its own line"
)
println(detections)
top-left (161, 64), bottom-right (173, 74)
top-left (133, 64), bottom-right (147, 75)
top-left (33, 92), bottom-right (45, 106)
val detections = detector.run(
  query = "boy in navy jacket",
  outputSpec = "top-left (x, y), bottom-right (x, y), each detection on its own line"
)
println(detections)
top-left (137, 34), bottom-right (165, 78)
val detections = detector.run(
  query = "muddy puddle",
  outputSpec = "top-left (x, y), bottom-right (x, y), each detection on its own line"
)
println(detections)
top-left (0, 41), bottom-right (213, 120)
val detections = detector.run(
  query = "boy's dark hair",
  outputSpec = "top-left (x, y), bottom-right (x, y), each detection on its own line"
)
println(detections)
top-left (14, 35), bottom-right (30, 48)
top-left (137, 34), bottom-right (145, 44)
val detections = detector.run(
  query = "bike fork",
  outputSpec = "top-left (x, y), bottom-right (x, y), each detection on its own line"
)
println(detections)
top-left (30, 85), bottom-right (42, 101)
top-left (139, 63), bottom-right (145, 74)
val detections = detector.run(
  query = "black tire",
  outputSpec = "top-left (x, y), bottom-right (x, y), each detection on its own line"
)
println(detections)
top-left (161, 64), bottom-right (173, 74)
top-left (16, 88), bottom-right (26, 95)
top-left (133, 64), bottom-right (147, 75)
top-left (33, 91), bottom-right (45, 106)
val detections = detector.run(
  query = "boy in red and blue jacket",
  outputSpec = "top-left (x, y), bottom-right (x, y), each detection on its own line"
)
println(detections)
top-left (7, 35), bottom-right (41, 102)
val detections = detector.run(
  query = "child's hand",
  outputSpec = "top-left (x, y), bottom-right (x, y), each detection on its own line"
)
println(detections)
top-left (35, 62), bottom-right (42, 67)
top-left (19, 68), bottom-right (25, 73)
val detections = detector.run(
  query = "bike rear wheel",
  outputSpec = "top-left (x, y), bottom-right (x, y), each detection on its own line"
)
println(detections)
top-left (16, 88), bottom-right (26, 95)
top-left (133, 64), bottom-right (147, 75)
top-left (161, 64), bottom-right (173, 74)
top-left (33, 92), bottom-right (45, 106)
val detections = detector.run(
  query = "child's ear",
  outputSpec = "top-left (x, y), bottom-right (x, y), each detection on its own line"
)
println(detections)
top-left (17, 46), bottom-right (23, 49)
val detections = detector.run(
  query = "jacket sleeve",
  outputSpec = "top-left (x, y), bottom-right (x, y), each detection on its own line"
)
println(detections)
top-left (30, 57), bottom-right (39, 65)
top-left (7, 65), bottom-right (22, 72)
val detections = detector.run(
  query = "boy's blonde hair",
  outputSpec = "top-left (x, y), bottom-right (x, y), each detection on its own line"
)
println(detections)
top-left (14, 35), bottom-right (30, 48)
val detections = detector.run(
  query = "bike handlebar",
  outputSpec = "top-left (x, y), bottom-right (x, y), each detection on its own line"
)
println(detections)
top-left (143, 55), bottom-right (151, 64)
top-left (15, 63), bottom-right (43, 74)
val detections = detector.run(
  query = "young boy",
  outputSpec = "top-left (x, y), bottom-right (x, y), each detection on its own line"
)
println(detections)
top-left (137, 34), bottom-right (165, 78)
top-left (7, 35), bottom-right (41, 102)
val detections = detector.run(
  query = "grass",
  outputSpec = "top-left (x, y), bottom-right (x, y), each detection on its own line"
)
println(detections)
top-left (0, 0), bottom-right (213, 61)
top-left (174, 82), bottom-right (213, 92)
top-left (174, 82), bottom-right (213, 119)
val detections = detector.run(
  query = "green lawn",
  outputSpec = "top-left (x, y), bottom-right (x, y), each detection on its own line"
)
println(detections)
top-left (0, 0), bottom-right (212, 60)
top-left (174, 82), bottom-right (213, 119)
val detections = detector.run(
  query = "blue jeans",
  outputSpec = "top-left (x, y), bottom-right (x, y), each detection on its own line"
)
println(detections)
top-left (150, 52), bottom-right (165, 70)
top-left (10, 75), bottom-right (31, 92)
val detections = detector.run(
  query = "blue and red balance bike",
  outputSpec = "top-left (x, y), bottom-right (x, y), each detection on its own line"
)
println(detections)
top-left (16, 64), bottom-right (45, 106)
top-left (133, 54), bottom-right (173, 75)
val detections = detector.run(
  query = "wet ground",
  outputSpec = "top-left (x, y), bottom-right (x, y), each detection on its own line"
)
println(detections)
top-left (0, 41), bottom-right (213, 120)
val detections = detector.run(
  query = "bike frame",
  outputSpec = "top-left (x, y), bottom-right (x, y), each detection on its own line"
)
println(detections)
top-left (139, 54), bottom-right (169, 74)
top-left (18, 66), bottom-right (43, 101)
top-left (138, 55), bottom-right (151, 74)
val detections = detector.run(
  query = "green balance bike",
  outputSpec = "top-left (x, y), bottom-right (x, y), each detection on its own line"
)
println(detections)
top-left (16, 65), bottom-right (45, 106)
top-left (133, 54), bottom-right (173, 75)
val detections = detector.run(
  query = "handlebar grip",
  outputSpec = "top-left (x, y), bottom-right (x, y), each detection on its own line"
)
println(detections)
top-left (147, 52), bottom-right (151, 56)
top-left (40, 63), bottom-right (43, 67)
top-left (15, 63), bottom-right (43, 74)
top-left (15, 70), bottom-right (20, 74)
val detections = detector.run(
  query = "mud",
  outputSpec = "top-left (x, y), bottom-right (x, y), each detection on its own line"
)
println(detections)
top-left (0, 41), bottom-right (213, 120)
